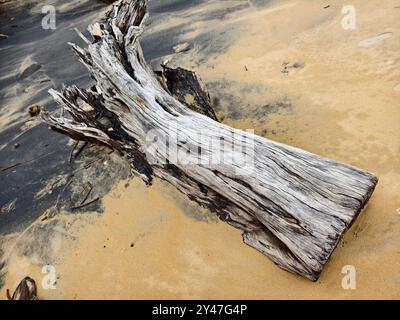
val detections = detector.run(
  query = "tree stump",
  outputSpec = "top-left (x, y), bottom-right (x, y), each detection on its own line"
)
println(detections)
top-left (41, 0), bottom-right (378, 281)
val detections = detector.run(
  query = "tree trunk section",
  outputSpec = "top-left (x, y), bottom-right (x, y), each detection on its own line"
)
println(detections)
top-left (41, 0), bottom-right (378, 281)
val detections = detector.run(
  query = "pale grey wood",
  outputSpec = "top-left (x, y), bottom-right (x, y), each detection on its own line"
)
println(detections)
top-left (41, 0), bottom-right (378, 281)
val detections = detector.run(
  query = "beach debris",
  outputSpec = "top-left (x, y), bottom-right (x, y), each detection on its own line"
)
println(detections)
top-left (28, 104), bottom-right (41, 117)
top-left (281, 61), bottom-right (304, 75)
top-left (323, 5), bottom-right (330, 9)
top-left (1, 162), bottom-right (20, 172)
top-left (14, 143), bottom-right (20, 149)
top-left (0, 33), bottom-right (8, 40)
top-left (71, 196), bottom-right (100, 210)
top-left (41, 0), bottom-right (378, 281)
top-left (79, 182), bottom-right (93, 205)
top-left (40, 207), bottom-right (57, 221)
top-left (173, 42), bottom-right (190, 53)
top-left (0, 199), bottom-right (16, 215)
top-left (70, 141), bottom-right (89, 163)
top-left (6, 277), bottom-right (38, 300)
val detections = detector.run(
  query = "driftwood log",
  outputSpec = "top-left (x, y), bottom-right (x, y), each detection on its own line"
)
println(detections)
top-left (41, 0), bottom-right (378, 281)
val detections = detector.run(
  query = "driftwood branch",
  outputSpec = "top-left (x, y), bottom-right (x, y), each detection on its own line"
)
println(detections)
top-left (6, 277), bottom-right (37, 300)
top-left (41, 0), bottom-right (378, 281)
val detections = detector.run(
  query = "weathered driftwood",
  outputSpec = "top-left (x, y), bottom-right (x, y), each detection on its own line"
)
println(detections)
top-left (41, 0), bottom-right (378, 281)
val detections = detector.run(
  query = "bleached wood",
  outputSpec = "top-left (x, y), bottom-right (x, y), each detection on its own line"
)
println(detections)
top-left (41, 0), bottom-right (377, 281)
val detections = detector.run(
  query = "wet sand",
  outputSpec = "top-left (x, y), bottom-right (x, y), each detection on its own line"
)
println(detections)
top-left (1, 0), bottom-right (399, 299)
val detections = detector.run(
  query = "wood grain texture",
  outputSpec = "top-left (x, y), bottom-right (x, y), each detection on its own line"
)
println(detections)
top-left (41, 0), bottom-right (378, 281)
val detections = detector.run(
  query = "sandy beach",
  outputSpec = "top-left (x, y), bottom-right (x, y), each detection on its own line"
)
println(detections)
top-left (0, 0), bottom-right (399, 299)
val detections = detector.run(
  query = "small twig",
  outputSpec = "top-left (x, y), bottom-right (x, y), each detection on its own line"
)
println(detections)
top-left (71, 197), bottom-right (100, 210)
top-left (67, 156), bottom-right (103, 177)
top-left (55, 177), bottom-right (74, 211)
top-left (1, 163), bottom-right (21, 172)
top-left (80, 182), bottom-right (93, 205)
